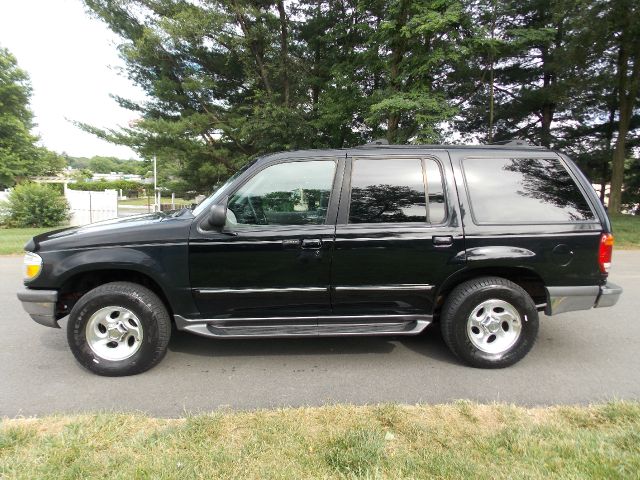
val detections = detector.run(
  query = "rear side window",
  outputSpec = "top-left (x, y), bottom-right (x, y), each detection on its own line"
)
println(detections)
top-left (348, 158), bottom-right (446, 224)
top-left (425, 159), bottom-right (446, 224)
top-left (463, 157), bottom-right (594, 224)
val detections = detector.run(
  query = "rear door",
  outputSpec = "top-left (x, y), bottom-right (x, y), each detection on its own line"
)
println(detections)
top-left (330, 151), bottom-right (465, 316)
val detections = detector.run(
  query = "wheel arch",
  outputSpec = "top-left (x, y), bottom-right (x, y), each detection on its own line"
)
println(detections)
top-left (56, 268), bottom-right (173, 321)
top-left (48, 246), bottom-right (188, 321)
top-left (434, 266), bottom-right (547, 317)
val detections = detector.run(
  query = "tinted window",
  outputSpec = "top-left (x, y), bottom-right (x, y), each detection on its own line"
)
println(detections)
top-left (349, 159), bottom-right (427, 223)
top-left (425, 158), bottom-right (446, 224)
top-left (463, 157), bottom-right (594, 224)
top-left (228, 160), bottom-right (336, 226)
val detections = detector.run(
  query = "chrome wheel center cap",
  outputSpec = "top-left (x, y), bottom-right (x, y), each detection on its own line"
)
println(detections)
top-left (481, 316), bottom-right (500, 334)
top-left (107, 322), bottom-right (128, 341)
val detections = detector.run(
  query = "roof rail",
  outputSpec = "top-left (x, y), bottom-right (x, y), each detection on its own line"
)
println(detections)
top-left (490, 139), bottom-right (533, 147)
top-left (350, 138), bottom-right (548, 150)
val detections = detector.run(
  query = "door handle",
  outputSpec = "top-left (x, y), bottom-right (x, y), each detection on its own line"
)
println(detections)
top-left (282, 239), bottom-right (301, 249)
top-left (301, 238), bottom-right (322, 249)
top-left (433, 235), bottom-right (453, 247)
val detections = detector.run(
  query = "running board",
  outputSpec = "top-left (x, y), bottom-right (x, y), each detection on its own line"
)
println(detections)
top-left (173, 314), bottom-right (432, 339)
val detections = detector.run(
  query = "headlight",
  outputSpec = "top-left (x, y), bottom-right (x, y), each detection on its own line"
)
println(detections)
top-left (23, 252), bottom-right (43, 281)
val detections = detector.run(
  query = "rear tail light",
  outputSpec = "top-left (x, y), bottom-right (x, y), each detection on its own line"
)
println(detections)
top-left (599, 233), bottom-right (614, 274)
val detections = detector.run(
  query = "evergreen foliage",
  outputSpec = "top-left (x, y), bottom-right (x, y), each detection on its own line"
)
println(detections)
top-left (78, 0), bottom-right (640, 211)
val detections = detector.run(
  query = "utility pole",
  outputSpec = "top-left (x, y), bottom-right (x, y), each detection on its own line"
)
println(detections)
top-left (153, 155), bottom-right (158, 212)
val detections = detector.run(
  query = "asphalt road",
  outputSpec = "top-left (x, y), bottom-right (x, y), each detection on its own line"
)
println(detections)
top-left (1, 252), bottom-right (639, 417)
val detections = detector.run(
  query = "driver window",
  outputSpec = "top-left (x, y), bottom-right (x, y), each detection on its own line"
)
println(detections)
top-left (227, 160), bottom-right (336, 226)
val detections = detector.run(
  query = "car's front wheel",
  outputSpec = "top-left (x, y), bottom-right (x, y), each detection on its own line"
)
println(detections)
top-left (67, 281), bottom-right (171, 376)
top-left (440, 276), bottom-right (539, 368)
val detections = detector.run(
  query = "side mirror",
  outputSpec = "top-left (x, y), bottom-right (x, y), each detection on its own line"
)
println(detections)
top-left (206, 198), bottom-right (227, 229)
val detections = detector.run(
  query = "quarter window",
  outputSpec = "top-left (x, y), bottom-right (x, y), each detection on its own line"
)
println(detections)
top-left (228, 160), bottom-right (336, 226)
top-left (425, 159), bottom-right (446, 224)
top-left (348, 158), bottom-right (446, 224)
top-left (463, 157), bottom-right (595, 224)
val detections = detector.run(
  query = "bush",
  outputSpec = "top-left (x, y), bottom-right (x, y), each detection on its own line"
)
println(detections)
top-left (68, 180), bottom-right (143, 193)
top-left (3, 183), bottom-right (69, 227)
top-left (0, 200), bottom-right (9, 225)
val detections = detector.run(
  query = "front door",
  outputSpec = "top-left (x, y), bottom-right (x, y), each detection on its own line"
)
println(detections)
top-left (189, 157), bottom-right (342, 318)
top-left (331, 153), bottom-right (465, 316)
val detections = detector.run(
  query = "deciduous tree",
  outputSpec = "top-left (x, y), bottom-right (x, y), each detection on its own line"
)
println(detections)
top-left (0, 47), bottom-right (64, 188)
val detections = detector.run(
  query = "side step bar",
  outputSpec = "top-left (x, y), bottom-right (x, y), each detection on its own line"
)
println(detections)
top-left (174, 314), bottom-right (432, 339)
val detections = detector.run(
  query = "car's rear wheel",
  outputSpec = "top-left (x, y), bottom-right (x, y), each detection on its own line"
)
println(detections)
top-left (67, 281), bottom-right (171, 376)
top-left (440, 276), bottom-right (539, 368)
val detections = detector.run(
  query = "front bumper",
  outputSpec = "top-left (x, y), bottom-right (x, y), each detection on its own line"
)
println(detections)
top-left (545, 282), bottom-right (622, 316)
top-left (16, 287), bottom-right (60, 328)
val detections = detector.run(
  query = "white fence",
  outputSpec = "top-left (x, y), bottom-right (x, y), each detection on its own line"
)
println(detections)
top-left (64, 187), bottom-right (118, 226)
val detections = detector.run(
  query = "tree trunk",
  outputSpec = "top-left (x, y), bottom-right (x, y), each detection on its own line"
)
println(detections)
top-left (488, 63), bottom-right (495, 143)
top-left (610, 111), bottom-right (629, 213)
top-left (540, 102), bottom-right (554, 148)
top-left (277, 0), bottom-right (290, 107)
top-left (539, 43), bottom-right (554, 148)
top-left (386, 0), bottom-right (411, 144)
top-left (232, 2), bottom-right (273, 94)
top-left (539, 11), bottom-right (565, 149)
top-left (601, 100), bottom-right (617, 203)
top-left (608, 17), bottom-right (640, 213)
top-left (487, 0), bottom-right (497, 143)
top-left (539, 45), bottom-right (557, 146)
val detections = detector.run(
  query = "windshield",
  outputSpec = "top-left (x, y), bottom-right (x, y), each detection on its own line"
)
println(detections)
top-left (192, 160), bottom-right (257, 216)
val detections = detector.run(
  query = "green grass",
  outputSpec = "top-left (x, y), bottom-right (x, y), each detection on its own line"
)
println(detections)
top-left (1, 402), bottom-right (639, 479)
top-left (611, 214), bottom-right (640, 249)
top-left (0, 227), bottom-right (56, 255)
top-left (118, 197), bottom-right (153, 206)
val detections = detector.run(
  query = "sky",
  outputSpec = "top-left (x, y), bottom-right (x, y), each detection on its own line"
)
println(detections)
top-left (0, 0), bottom-right (146, 159)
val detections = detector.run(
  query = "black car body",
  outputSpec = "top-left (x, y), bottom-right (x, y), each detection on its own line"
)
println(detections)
top-left (17, 142), bottom-right (622, 375)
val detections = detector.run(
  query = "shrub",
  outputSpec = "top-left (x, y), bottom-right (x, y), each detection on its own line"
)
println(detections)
top-left (4, 183), bottom-right (69, 227)
top-left (68, 180), bottom-right (143, 193)
top-left (0, 200), bottom-right (10, 225)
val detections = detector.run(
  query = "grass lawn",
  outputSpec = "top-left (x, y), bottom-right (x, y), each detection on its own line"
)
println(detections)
top-left (611, 214), bottom-right (640, 249)
top-left (1, 402), bottom-right (638, 479)
top-left (118, 197), bottom-right (153, 207)
top-left (0, 227), bottom-right (57, 255)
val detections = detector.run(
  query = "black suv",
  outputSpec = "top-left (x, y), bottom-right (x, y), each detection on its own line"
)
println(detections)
top-left (17, 142), bottom-right (622, 376)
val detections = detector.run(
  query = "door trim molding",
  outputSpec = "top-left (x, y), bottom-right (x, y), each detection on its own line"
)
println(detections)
top-left (333, 284), bottom-right (433, 292)
top-left (194, 287), bottom-right (328, 295)
top-left (194, 284), bottom-right (433, 295)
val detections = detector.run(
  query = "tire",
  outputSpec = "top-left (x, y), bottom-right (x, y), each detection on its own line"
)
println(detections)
top-left (67, 281), bottom-right (171, 376)
top-left (440, 276), bottom-right (539, 368)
